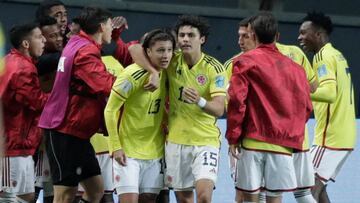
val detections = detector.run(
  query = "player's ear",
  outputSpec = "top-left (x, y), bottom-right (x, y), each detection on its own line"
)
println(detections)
top-left (200, 36), bottom-right (205, 45)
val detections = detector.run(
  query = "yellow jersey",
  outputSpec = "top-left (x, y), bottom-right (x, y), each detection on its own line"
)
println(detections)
top-left (276, 42), bottom-right (315, 151)
top-left (90, 56), bottom-right (124, 154)
top-left (167, 52), bottom-right (228, 148)
top-left (312, 43), bottom-right (356, 149)
top-left (105, 64), bottom-right (166, 159)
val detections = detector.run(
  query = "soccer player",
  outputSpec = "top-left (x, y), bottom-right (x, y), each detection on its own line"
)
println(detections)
top-left (275, 41), bottom-right (317, 203)
top-left (223, 17), bottom-right (255, 203)
top-left (34, 16), bottom-right (64, 203)
top-left (35, 0), bottom-right (68, 36)
top-left (0, 22), bottom-right (47, 203)
top-left (163, 15), bottom-right (227, 203)
top-left (104, 29), bottom-right (175, 203)
top-left (226, 12), bottom-right (312, 203)
top-left (298, 11), bottom-right (356, 203)
top-left (38, 7), bottom-right (116, 203)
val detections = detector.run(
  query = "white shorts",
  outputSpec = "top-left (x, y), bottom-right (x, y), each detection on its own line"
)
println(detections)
top-left (228, 150), bottom-right (237, 181)
top-left (311, 145), bottom-right (351, 183)
top-left (235, 149), bottom-right (297, 193)
top-left (78, 153), bottom-right (114, 193)
top-left (293, 151), bottom-right (315, 189)
top-left (165, 142), bottom-right (219, 190)
top-left (1, 156), bottom-right (35, 195)
top-left (113, 157), bottom-right (164, 195)
top-left (35, 149), bottom-right (52, 187)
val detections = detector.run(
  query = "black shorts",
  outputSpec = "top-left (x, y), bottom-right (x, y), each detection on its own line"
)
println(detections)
top-left (44, 129), bottom-right (101, 186)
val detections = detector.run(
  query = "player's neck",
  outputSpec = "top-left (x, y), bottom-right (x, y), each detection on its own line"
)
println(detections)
top-left (183, 50), bottom-right (202, 67)
top-left (315, 36), bottom-right (329, 53)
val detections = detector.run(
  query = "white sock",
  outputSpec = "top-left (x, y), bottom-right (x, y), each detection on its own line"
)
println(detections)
top-left (259, 191), bottom-right (266, 203)
top-left (294, 189), bottom-right (316, 203)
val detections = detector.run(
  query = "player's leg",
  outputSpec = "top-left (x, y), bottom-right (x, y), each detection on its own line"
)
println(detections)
top-left (192, 146), bottom-right (220, 203)
top-left (235, 149), bottom-right (263, 203)
top-left (292, 151), bottom-right (316, 203)
top-left (165, 142), bottom-right (194, 203)
top-left (80, 175), bottom-right (104, 203)
top-left (139, 158), bottom-right (165, 203)
top-left (97, 153), bottom-right (115, 203)
top-left (114, 158), bottom-right (141, 203)
top-left (263, 152), bottom-right (297, 203)
top-left (310, 145), bottom-right (351, 202)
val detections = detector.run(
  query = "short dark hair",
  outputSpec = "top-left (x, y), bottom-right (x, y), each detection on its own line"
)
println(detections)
top-left (238, 17), bottom-right (251, 27)
top-left (175, 15), bottom-right (210, 42)
top-left (142, 28), bottom-right (176, 51)
top-left (76, 7), bottom-right (112, 35)
top-left (38, 16), bottom-right (58, 28)
top-left (303, 11), bottom-right (333, 35)
top-left (10, 23), bottom-right (39, 49)
top-left (35, 0), bottom-right (65, 21)
top-left (249, 12), bottom-right (278, 44)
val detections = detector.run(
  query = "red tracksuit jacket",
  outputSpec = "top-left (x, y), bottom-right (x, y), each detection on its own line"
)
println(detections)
top-left (226, 43), bottom-right (312, 150)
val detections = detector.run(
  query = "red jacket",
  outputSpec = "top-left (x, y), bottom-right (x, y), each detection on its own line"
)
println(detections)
top-left (55, 31), bottom-right (115, 139)
top-left (226, 44), bottom-right (312, 150)
top-left (113, 37), bottom-right (137, 67)
top-left (0, 49), bottom-right (48, 156)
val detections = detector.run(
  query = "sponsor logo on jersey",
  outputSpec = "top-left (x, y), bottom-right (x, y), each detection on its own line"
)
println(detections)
top-left (196, 74), bottom-right (207, 86)
top-left (317, 64), bottom-right (328, 77)
top-left (215, 75), bottom-right (225, 88)
top-left (117, 79), bottom-right (132, 94)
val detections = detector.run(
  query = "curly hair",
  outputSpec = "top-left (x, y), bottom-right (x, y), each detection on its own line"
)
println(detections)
top-left (303, 11), bottom-right (333, 35)
top-left (175, 15), bottom-right (210, 41)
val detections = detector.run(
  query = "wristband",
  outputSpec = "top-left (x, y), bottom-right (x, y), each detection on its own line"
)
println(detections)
top-left (197, 97), bottom-right (207, 108)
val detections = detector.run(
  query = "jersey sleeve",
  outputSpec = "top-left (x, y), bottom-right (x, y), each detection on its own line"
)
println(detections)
top-left (299, 51), bottom-right (316, 84)
top-left (316, 55), bottom-right (337, 85)
top-left (209, 63), bottom-right (228, 98)
top-left (104, 69), bottom-right (140, 153)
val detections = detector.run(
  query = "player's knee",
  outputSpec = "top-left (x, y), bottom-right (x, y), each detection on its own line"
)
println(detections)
top-left (196, 191), bottom-right (212, 203)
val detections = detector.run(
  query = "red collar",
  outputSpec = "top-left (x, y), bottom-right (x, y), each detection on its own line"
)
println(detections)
top-left (78, 30), bottom-right (102, 50)
top-left (10, 48), bottom-right (36, 64)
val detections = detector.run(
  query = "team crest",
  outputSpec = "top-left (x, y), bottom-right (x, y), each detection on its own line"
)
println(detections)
top-left (196, 74), bottom-right (207, 86)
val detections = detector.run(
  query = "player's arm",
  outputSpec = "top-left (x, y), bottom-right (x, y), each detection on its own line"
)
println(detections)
top-left (300, 53), bottom-right (318, 93)
top-left (225, 61), bottom-right (249, 157)
top-left (104, 75), bottom-right (136, 166)
top-left (311, 61), bottom-right (337, 103)
top-left (182, 87), bottom-right (225, 117)
top-left (128, 43), bottom-right (159, 91)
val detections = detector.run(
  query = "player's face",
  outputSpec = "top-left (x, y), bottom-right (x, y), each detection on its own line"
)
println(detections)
top-left (48, 5), bottom-right (68, 35)
top-left (298, 21), bottom-right (318, 53)
top-left (147, 40), bottom-right (174, 70)
top-left (41, 24), bottom-right (63, 52)
top-left (101, 18), bottom-right (113, 45)
top-left (27, 27), bottom-right (46, 58)
top-left (177, 26), bottom-right (205, 55)
top-left (238, 26), bottom-right (256, 53)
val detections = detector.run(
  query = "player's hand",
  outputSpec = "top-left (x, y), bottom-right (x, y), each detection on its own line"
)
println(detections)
top-left (144, 71), bottom-right (159, 92)
top-left (112, 16), bottom-right (128, 31)
top-left (182, 87), bottom-right (200, 104)
top-left (113, 149), bottom-right (127, 166)
top-left (229, 144), bottom-right (241, 159)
